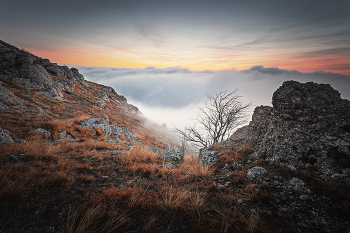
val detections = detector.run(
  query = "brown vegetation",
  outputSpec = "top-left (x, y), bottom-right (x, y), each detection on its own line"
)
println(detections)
top-left (0, 129), bottom-right (286, 233)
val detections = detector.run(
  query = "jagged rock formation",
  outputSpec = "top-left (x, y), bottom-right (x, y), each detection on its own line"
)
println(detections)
top-left (220, 81), bottom-right (350, 182)
top-left (0, 40), bottom-right (138, 117)
top-left (0, 41), bottom-right (77, 99)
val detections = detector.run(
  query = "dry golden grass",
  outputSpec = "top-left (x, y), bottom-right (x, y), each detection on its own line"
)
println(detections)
top-left (245, 210), bottom-right (260, 233)
top-left (62, 140), bottom-right (119, 152)
top-left (77, 174), bottom-right (95, 183)
top-left (228, 169), bottom-right (247, 186)
top-left (120, 147), bottom-right (160, 164)
top-left (118, 134), bottom-right (127, 142)
top-left (181, 154), bottom-right (214, 178)
top-left (159, 186), bottom-right (192, 208)
top-left (94, 127), bottom-right (107, 140)
top-left (65, 204), bottom-right (129, 233)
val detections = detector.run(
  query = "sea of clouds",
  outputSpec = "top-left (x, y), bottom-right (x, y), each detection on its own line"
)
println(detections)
top-left (78, 65), bottom-right (350, 129)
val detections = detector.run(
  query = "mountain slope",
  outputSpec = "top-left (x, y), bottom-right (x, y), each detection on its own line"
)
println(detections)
top-left (0, 40), bottom-right (163, 145)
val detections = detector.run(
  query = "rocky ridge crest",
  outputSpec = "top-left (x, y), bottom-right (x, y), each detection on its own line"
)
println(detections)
top-left (220, 81), bottom-right (350, 182)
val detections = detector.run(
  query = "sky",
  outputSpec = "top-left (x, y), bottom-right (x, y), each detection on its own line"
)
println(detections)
top-left (1, 0), bottom-right (350, 128)
top-left (1, 0), bottom-right (350, 73)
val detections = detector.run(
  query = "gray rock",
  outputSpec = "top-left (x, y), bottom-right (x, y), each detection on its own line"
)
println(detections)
top-left (14, 139), bottom-right (26, 144)
top-left (198, 147), bottom-right (220, 166)
top-left (111, 150), bottom-right (125, 156)
top-left (35, 128), bottom-right (51, 137)
top-left (16, 64), bottom-right (63, 98)
top-left (33, 58), bottom-right (52, 67)
top-left (288, 178), bottom-right (305, 191)
top-left (167, 163), bottom-right (176, 169)
top-left (166, 163), bottom-right (181, 169)
top-left (122, 126), bottom-right (142, 142)
top-left (0, 128), bottom-right (14, 144)
top-left (148, 146), bottom-right (162, 154)
top-left (247, 166), bottom-right (268, 181)
top-left (9, 154), bottom-right (25, 162)
top-left (0, 85), bottom-right (23, 106)
top-left (299, 195), bottom-right (310, 201)
top-left (223, 81), bottom-right (350, 181)
top-left (162, 148), bottom-right (184, 162)
top-left (58, 131), bottom-right (72, 140)
top-left (79, 118), bottom-right (122, 139)
top-left (46, 66), bottom-right (86, 86)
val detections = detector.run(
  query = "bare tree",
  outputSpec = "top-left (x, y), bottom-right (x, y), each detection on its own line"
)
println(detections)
top-left (174, 90), bottom-right (251, 148)
top-left (178, 135), bottom-right (188, 154)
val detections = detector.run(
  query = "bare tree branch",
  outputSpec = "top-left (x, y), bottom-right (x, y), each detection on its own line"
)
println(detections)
top-left (173, 90), bottom-right (251, 148)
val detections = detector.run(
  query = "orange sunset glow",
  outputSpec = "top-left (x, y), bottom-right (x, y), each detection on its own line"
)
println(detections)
top-left (29, 47), bottom-right (350, 75)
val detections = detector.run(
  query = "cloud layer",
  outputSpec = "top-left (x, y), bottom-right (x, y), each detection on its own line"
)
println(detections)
top-left (78, 66), bottom-right (350, 128)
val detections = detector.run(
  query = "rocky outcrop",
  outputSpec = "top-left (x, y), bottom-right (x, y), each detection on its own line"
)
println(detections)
top-left (222, 81), bottom-right (350, 182)
top-left (0, 40), bottom-right (141, 120)
top-left (79, 118), bottom-right (123, 139)
top-left (162, 148), bottom-right (184, 162)
top-left (79, 118), bottom-right (143, 143)
top-left (160, 148), bottom-right (184, 169)
top-left (122, 126), bottom-right (142, 143)
top-left (46, 65), bottom-right (86, 86)
top-left (0, 40), bottom-right (87, 99)
top-left (198, 145), bottom-right (220, 166)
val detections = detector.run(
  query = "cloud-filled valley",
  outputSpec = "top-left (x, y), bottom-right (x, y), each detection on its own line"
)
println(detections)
top-left (78, 66), bottom-right (350, 128)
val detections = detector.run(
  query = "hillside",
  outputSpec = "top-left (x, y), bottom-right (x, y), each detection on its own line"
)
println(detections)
top-left (1, 40), bottom-right (350, 233)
